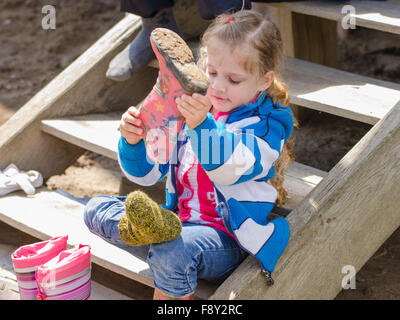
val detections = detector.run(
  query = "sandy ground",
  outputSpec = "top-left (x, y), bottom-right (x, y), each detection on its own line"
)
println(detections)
top-left (0, 1), bottom-right (399, 299)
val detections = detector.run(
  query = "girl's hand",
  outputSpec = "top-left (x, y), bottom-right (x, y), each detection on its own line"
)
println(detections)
top-left (120, 106), bottom-right (144, 145)
top-left (176, 93), bottom-right (212, 130)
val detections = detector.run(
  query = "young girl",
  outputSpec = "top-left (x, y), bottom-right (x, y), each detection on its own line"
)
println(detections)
top-left (84, 10), bottom-right (295, 300)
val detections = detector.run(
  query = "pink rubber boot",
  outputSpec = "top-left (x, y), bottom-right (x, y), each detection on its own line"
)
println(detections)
top-left (139, 28), bottom-right (209, 164)
top-left (11, 235), bottom-right (68, 300)
top-left (35, 244), bottom-right (91, 300)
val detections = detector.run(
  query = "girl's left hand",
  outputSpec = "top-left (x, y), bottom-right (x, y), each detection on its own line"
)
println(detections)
top-left (176, 93), bottom-right (212, 130)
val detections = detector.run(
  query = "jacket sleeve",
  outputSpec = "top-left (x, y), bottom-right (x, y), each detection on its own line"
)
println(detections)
top-left (185, 113), bottom-right (285, 185)
top-left (117, 137), bottom-right (169, 186)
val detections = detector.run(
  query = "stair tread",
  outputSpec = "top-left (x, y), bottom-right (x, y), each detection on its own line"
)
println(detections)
top-left (0, 156), bottom-right (325, 298)
top-left (282, 56), bottom-right (400, 124)
top-left (42, 112), bottom-right (123, 161)
top-left (21, 112), bottom-right (326, 299)
top-left (0, 188), bottom-right (217, 299)
top-left (0, 160), bottom-right (326, 300)
top-left (41, 111), bottom-right (327, 213)
top-left (149, 54), bottom-right (400, 125)
top-left (270, 0), bottom-right (400, 35)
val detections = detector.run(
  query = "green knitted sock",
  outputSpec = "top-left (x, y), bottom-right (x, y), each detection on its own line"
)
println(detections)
top-left (118, 190), bottom-right (182, 246)
top-left (118, 214), bottom-right (149, 246)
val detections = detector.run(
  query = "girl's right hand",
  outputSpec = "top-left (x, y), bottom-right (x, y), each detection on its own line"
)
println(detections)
top-left (120, 106), bottom-right (144, 145)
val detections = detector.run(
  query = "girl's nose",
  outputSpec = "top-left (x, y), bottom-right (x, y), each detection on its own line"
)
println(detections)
top-left (210, 77), bottom-right (225, 94)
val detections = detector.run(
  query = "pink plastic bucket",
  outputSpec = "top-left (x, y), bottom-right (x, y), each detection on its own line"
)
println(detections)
top-left (36, 244), bottom-right (91, 300)
top-left (11, 236), bottom-right (68, 300)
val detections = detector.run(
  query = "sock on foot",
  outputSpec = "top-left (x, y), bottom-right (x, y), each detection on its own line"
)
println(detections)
top-left (118, 190), bottom-right (182, 246)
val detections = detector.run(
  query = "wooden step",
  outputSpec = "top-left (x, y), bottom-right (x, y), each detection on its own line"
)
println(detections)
top-left (42, 112), bottom-right (123, 161)
top-left (41, 112), bottom-right (327, 213)
top-left (269, 0), bottom-right (400, 35)
top-left (281, 56), bottom-right (400, 124)
top-left (0, 158), bottom-right (326, 300)
top-left (0, 188), bottom-right (217, 300)
top-left (0, 161), bottom-right (326, 301)
top-left (38, 111), bottom-right (325, 299)
top-left (148, 55), bottom-right (400, 125)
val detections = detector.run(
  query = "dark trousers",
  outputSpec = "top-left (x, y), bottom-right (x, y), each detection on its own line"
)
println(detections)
top-left (120, 0), bottom-right (386, 18)
top-left (120, 0), bottom-right (251, 19)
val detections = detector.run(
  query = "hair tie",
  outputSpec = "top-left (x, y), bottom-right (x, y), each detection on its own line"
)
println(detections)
top-left (226, 18), bottom-right (235, 23)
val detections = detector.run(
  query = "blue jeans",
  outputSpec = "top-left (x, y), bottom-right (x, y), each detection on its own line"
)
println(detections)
top-left (83, 195), bottom-right (247, 297)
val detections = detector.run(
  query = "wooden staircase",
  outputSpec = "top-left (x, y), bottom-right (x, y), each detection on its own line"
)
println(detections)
top-left (0, 1), bottom-right (399, 299)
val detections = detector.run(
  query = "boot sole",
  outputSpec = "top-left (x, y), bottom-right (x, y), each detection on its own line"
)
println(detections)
top-left (150, 28), bottom-right (209, 95)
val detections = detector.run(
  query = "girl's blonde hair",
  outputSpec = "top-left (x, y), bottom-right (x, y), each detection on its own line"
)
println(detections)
top-left (198, 10), bottom-right (297, 206)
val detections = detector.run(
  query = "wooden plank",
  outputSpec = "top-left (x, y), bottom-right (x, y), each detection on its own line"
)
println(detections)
top-left (43, 54), bottom-right (400, 132)
top-left (0, 14), bottom-right (159, 179)
top-left (211, 100), bottom-right (400, 300)
top-left (273, 8), bottom-right (295, 57)
top-left (0, 188), bottom-right (217, 299)
top-left (291, 13), bottom-right (339, 69)
top-left (0, 189), bottom-right (153, 286)
top-left (146, 39), bottom-right (400, 124)
top-left (40, 112), bottom-right (327, 210)
top-left (269, 0), bottom-right (400, 35)
top-left (0, 162), bottom-right (325, 301)
top-left (42, 112), bottom-right (123, 161)
top-left (147, 56), bottom-right (400, 124)
top-left (291, 12), bottom-right (339, 122)
top-left (0, 1), bottom-right (211, 180)
top-left (281, 56), bottom-right (400, 125)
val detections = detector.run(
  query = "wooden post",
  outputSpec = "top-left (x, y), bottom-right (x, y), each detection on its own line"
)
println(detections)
top-left (258, 3), bottom-right (339, 122)
top-left (292, 13), bottom-right (339, 69)
top-left (210, 100), bottom-right (400, 299)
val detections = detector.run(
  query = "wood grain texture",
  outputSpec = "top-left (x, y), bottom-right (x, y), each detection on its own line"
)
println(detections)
top-left (0, 188), bottom-right (224, 300)
top-left (210, 100), bottom-right (400, 299)
top-left (281, 56), bottom-right (400, 125)
top-left (39, 112), bottom-right (326, 212)
top-left (269, 0), bottom-right (400, 35)
top-left (0, 14), bottom-right (157, 178)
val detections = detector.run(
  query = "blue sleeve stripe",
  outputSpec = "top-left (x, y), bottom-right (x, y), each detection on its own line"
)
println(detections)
top-left (118, 136), bottom-right (169, 185)
top-left (118, 155), bottom-right (163, 186)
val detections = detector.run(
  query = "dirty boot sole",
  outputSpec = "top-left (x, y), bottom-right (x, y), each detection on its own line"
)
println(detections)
top-left (150, 28), bottom-right (209, 95)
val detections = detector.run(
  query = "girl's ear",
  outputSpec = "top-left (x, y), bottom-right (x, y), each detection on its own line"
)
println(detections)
top-left (258, 71), bottom-right (274, 92)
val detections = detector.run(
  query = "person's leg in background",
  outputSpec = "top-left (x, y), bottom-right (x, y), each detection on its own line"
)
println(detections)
top-left (106, 0), bottom-right (180, 81)
top-left (106, 0), bottom-right (252, 81)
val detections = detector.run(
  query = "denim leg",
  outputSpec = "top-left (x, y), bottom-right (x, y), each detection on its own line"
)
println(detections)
top-left (147, 223), bottom-right (247, 297)
top-left (83, 195), bottom-right (150, 258)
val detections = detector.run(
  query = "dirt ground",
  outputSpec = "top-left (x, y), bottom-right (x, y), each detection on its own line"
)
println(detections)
top-left (0, 0), bottom-right (399, 299)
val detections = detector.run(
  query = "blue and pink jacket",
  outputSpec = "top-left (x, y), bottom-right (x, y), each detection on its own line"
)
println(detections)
top-left (118, 91), bottom-right (294, 273)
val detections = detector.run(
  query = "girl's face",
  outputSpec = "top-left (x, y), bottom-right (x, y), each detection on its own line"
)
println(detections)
top-left (206, 38), bottom-right (273, 114)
